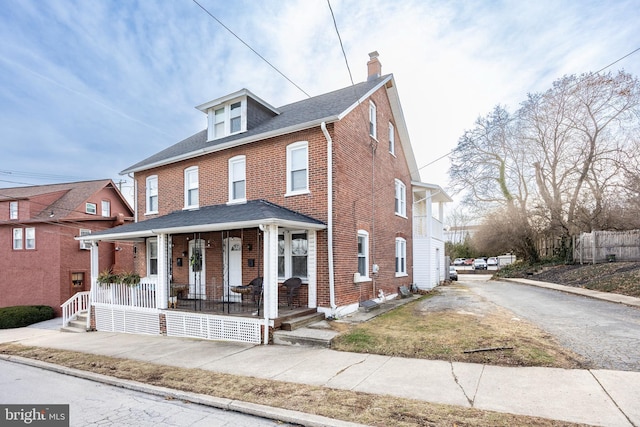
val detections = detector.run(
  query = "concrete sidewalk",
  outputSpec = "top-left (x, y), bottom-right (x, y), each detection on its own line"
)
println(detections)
top-left (0, 320), bottom-right (638, 427)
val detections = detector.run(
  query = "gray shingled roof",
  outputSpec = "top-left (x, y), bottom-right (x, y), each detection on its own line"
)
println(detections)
top-left (86, 199), bottom-right (325, 239)
top-left (122, 75), bottom-right (389, 173)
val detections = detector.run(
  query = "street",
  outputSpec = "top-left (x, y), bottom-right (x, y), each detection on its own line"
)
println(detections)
top-left (0, 359), bottom-right (297, 427)
top-left (458, 275), bottom-right (640, 371)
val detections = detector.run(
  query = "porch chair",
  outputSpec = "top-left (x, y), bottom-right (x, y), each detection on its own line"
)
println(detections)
top-left (282, 277), bottom-right (302, 307)
top-left (249, 277), bottom-right (264, 306)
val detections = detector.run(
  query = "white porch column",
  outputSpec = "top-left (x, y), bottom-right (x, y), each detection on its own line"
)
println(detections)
top-left (307, 230), bottom-right (317, 308)
top-left (262, 224), bottom-right (279, 320)
top-left (426, 190), bottom-right (433, 238)
top-left (89, 241), bottom-right (100, 298)
top-left (157, 233), bottom-right (168, 309)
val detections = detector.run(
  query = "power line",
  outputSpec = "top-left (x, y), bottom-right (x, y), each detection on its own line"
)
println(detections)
top-left (594, 46), bottom-right (640, 74)
top-left (191, 0), bottom-right (311, 98)
top-left (327, 0), bottom-right (354, 86)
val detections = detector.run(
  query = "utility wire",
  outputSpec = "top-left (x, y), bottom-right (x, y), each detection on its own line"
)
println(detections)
top-left (594, 46), bottom-right (640, 74)
top-left (192, 0), bottom-right (311, 98)
top-left (327, 0), bottom-right (354, 86)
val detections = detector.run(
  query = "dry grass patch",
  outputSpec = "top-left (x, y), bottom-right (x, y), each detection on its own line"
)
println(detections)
top-left (331, 297), bottom-right (586, 368)
top-left (0, 343), bottom-right (590, 427)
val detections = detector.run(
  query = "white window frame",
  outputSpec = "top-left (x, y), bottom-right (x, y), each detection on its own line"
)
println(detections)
top-left (147, 238), bottom-right (158, 276)
top-left (228, 155), bottom-right (246, 204)
top-left (146, 175), bottom-right (158, 214)
top-left (101, 200), bottom-right (111, 217)
top-left (13, 228), bottom-right (23, 250)
top-left (184, 166), bottom-right (199, 209)
top-left (86, 202), bottom-right (97, 215)
top-left (286, 141), bottom-right (309, 196)
top-left (25, 227), bottom-right (35, 250)
top-left (395, 179), bottom-right (406, 217)
top-left (357, 230), bottom-right (370, 281)
top-left (395, 237), bottom-right (407, 276)
top-left (369, 101), bottom-right (377, 139)
top-left (389, 122), bottom-right (395, 155)
top-left (79, 229), bottom-right (92, 250)
top-left (9, 201), bottom-right (18, 220)
top-left (208, 99), bottom-right (247, 140)
top-left (277, 230), bottom-right (308, 281)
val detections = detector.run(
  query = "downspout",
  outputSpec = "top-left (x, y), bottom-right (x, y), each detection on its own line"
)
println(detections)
top-left (128, 173), bottom-right (137, 222)
top-left (321, 122), bottom-right (337, 314)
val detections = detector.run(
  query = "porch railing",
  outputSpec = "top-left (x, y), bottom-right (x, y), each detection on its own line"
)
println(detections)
top-left (92, 282), bottom-right (157, 309)
top-left (61, 291), bottom-right (90, 327)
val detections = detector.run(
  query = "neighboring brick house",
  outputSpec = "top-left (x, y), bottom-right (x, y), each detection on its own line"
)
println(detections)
top-left (80, 53), bottom-right (450, 343)
top-left (0, 180), bottom-right (134, 315)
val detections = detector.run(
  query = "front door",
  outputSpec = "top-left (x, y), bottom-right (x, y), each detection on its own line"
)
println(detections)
top-left (223, 237), bottom-right (243, 302)
top-left (189, 239), bottom-right (206, 299)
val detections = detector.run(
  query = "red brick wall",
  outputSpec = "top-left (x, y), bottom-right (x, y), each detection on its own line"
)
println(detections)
top-left (133, 85), bottom-right (413, 309)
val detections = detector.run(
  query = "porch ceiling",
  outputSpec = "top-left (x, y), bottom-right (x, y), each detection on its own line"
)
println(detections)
top-left (80, 199), bottom-right (326, 241)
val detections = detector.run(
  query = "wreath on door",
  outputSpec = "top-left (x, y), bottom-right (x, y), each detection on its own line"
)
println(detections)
top-left (190, 249), bottom-right (202, 272)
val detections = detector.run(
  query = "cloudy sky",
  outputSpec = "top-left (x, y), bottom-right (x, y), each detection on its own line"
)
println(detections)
top-left (1, 0), bottom-right (639, 204)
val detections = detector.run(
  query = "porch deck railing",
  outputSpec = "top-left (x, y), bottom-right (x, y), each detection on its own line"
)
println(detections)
top-left (61, 291), bottom-right (90, 327)
top-left (92, 282), bottom-right (157, 309)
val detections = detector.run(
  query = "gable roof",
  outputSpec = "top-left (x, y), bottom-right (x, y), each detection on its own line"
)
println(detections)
top-left (121, 75), bottom-right (402, 174)
top-left (81, 199), bottom-right (326, 241)
top-left (0, 179), bottom-right (132, 221)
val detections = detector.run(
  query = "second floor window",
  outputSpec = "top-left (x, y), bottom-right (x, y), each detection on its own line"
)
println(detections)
top-left (12, 227), bottom-right (35, 250)
top-left (101, 200), bottom-right (111, 217)
top-left (286, 141), bottom-right (308, 195)
top-left (228, 156), bottom-right (246, 203)
top-left (395, 179), bottom-right (406, 217)
top-left (184, 167), bottom-right (199, 209)
top-left (146, 175), bottom-right (158, 214)
top-left (86, 202), bottom-right (97, 215)
top-left (25, 227), bottom-right (35, 250)
top-left (13, 228), bottom-right (23, 250)
top-left (9, 201), bottom-right (18, 220)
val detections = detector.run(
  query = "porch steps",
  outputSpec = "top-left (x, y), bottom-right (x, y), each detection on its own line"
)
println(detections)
top-left (273, 312), bottom-right (339, 348)
top-left (60, 312), bottom-right (89, 333)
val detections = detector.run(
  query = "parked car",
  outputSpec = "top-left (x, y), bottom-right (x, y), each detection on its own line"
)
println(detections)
top-left (463, 258), bottom-right (474, 266)
top-left (453, 258), bottom-right (466, 266)
top-left (487, 257), bottom-right (498, 266)
top-left (472, 258), bottom-right (487, 270)
top-left (449, 266), bottom-right (458, 281)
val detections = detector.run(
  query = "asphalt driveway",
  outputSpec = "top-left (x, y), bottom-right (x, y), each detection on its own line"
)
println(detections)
top-left (452, 275), bottom-right (640, 372)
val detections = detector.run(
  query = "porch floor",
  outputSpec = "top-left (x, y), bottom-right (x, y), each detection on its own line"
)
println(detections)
top-left (168, 297), bottom-right (311, 319)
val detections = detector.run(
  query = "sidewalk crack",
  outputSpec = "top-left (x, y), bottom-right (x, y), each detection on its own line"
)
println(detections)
top-left (450, 360), bottom-right (479, 407)
top-left (589, 370), bottom-right (637, 427)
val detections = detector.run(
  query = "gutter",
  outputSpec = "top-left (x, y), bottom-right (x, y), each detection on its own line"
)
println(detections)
top-left (321, 121), bottom-right (337, 314)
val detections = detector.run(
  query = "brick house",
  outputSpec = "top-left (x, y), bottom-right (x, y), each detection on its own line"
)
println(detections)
top-left (0, 180), bottom-right (134, 315)
top-left (79, 53), bottom-right (450, 343)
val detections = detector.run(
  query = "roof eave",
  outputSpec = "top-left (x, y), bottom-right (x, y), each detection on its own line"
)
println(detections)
top-left (120, 116), bottom-right (340, 175)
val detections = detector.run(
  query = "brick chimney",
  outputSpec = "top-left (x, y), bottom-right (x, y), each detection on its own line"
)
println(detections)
top-left (367, 51), bottom-right (381, 81)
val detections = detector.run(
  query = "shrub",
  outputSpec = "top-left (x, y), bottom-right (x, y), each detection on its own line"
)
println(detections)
top-left (0, 305), bottom-right (55, 329)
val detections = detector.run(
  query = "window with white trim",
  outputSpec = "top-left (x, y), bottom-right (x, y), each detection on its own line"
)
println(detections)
top-left (9, 201), bottom-right (18, 220)
top-left (278, 231), bottom-right (308, 280)
top-left (25, 227), bottom-right (35, 250)
top-left (369, 101), bottom-right (377, 139)
top-left (13, 228), bottom-right (23, 250)
top-left (395, 179), bottom-right (406, 217)
top-left (146, 175), bottom-right (158, 214)
top-left (395, 237), bottom-right (407, 276)
top-left (79, 229), bottom-right (92, 250)
top-left (389, 122), bottom-right (395, 155)
top-left (286, 141), bottom-right (308, 195)
top-left (209, 99), bottom-right (246, 140)
top-left (357, 230), bottom-right (369, 279)
top-left (184, 166), bottom-right (199, 209)
top-left (101, 200), bottom-right (110, 217)
top-left (86, 202), bottom-right (97, 215)
top-left (228, 155), bottom-right (246, 203)
top-left (147, 238), bottom-right (158, 276)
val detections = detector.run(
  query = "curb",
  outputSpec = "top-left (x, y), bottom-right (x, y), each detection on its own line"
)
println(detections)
top-left (0, 354), bottom-right (369, 427)
top-left (502, 278), bottom-right (640, 308)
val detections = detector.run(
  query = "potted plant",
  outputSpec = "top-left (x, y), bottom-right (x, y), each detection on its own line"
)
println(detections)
top-left (120, 272), bottom-right (141, 287)
top-left (96, 269), bottom-right (119, 287)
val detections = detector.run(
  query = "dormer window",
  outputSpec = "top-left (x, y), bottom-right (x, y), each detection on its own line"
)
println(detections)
top-left (206, 99), bottom-right (246, 141)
